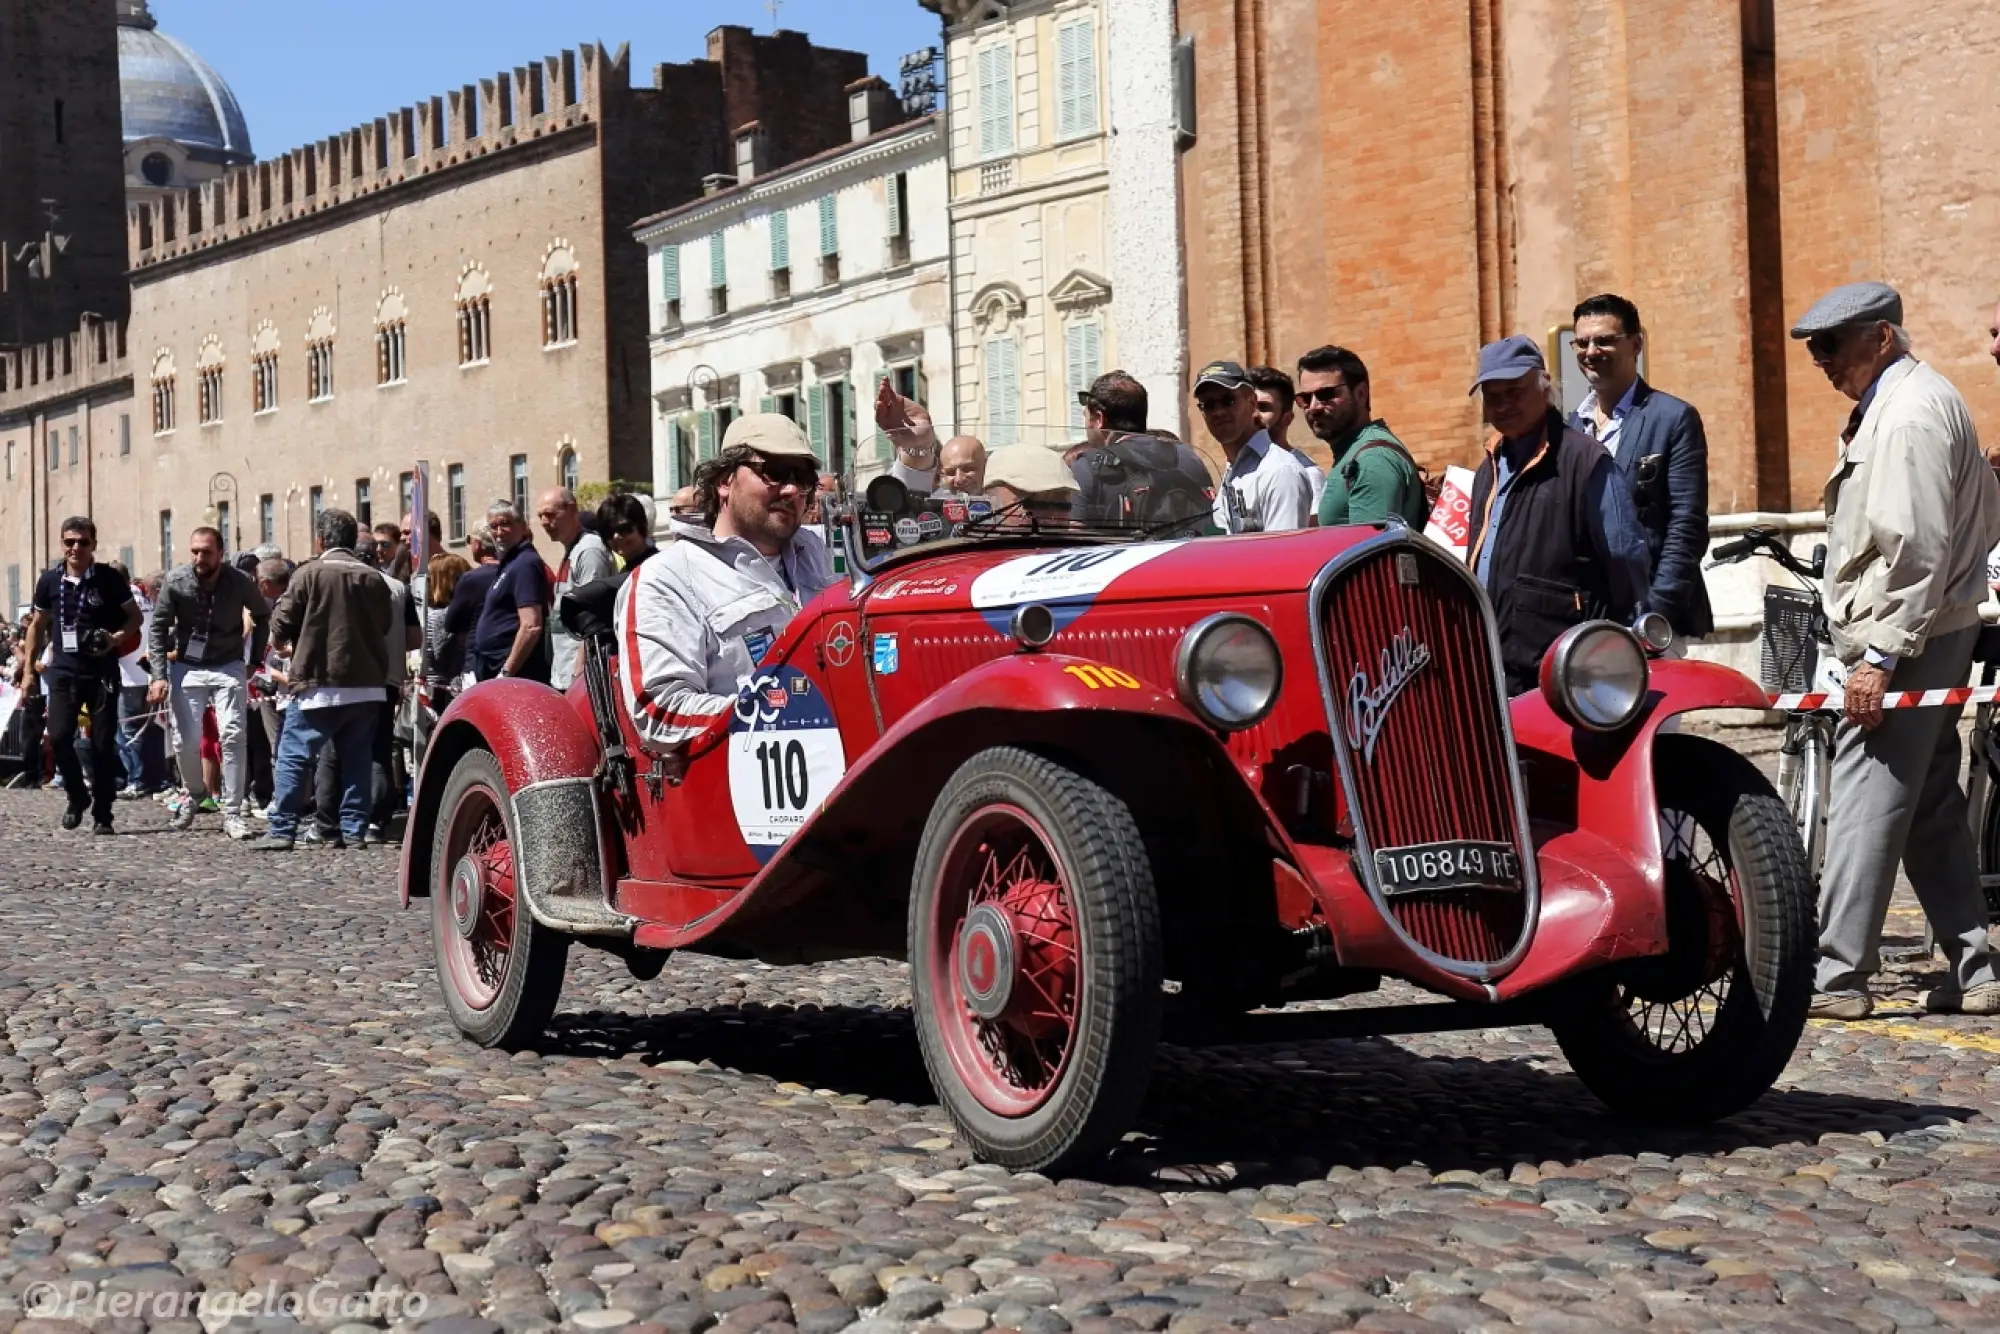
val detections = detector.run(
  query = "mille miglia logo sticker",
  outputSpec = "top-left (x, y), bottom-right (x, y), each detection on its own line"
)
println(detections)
top-left (1345, 630), bottom-right (1433, 765)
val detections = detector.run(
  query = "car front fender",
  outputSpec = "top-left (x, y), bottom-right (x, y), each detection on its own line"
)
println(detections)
top-left (1502, 656), bottom-right (1772, 979)
top-left (399, 680), bottom-right (604, 907)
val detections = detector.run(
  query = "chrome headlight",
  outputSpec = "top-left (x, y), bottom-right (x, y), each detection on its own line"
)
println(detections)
top-left (1540, 621), bottom-right (1649, 731)
top-left (1175, 613), bottom-right (1282, 731)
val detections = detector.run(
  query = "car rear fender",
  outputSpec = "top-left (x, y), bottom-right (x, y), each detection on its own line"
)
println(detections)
top-left (1506, 655), bottom-right (1772, 945)
top-left (710, 652), bottom-right (1302, 957)
top-left (399, 681), bottom-right (608, 913)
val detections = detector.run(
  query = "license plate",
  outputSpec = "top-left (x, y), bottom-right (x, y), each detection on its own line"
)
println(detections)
top-left (1374, 840), bottom-right (1523, 896)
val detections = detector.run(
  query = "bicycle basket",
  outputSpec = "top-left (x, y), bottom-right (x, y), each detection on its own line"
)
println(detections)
top-left (1759, 585), bottom-right (1819, 695)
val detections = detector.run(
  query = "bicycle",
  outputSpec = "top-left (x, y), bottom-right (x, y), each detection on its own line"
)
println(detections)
top-left (1707, 527), bottom-right (1838, 879)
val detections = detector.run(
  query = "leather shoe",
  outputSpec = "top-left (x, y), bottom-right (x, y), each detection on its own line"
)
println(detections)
top-left (1809, 991), bottom-right (1873, 1020)
top-left (59, 808), bottom-right (83, 831)
top-left (1926, 981), bottom-right (2000, 1015)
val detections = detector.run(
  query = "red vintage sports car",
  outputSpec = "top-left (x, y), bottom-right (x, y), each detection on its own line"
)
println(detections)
top-left (400, 441), bottom-right (1812, 1173)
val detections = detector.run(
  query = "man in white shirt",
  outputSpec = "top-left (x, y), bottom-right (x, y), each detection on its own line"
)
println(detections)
top-left (537, 485), bottom-right (616, 690)
top-left (617, 415), bottom-right (837, 755)
top-left (1195, 361), bottom-right (1315, 534)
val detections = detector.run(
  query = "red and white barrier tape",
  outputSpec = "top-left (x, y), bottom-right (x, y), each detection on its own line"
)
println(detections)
top-left (1768, 684), bottom-right (2000, 711)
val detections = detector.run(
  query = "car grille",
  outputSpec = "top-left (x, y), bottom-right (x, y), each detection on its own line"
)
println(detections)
top-left (1317, 540), bottom-right (1531, 968)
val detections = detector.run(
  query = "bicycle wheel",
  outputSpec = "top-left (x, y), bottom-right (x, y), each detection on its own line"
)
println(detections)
top-left (1776, 716), bottom-right (1830, 884)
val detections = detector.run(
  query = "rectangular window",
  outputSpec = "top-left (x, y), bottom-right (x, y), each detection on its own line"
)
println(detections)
top-left (672, 418), bottom-right (696, 490)
top-left (354, 479), bottom-right (372, 532)
top-left (216, 501), bottom-right (232, 554)
top-left (253, 352), bottom-right (279, 412)
top-left (118, 547), bottom-right (135, 575)
top-left (984, 336), bottom-right (1020, 444)
top-left (153, 376), bottom-right (176, 434)
top-left (119, 414), bottom-right (130, 456)
top-left (459, 297), bottom-right (492, 365)
top-left (887, 173), bottom-right (910, 266)
top-left (448, 464), bottom-right (466, 541)
top-left (4, 441), bottom-right (12, 478)
top-left (1055, 20), bottom-right (1100, 140)
top-left (259, 494), bottom-right (275, 545)
top-left (67, 425), bottom-right (78, 467)
top-left (1065, 320), bottom-right (1103, 429)
top-left (400, 471), bottom-right (414, 523)
top-left (198, 366), bottom-right (224, 424)
top-left (377, 323), bottom-right (407, 385)
top-left (509, 454), bottom-right (528, 518)
top-left (770, 210), bottom-right (790, 273)
top-left (541, 276), bottom-right (576, 347)
top-left (47, 430), bottom-right (58, 471)
top-left (818, 195), bottom-right (839, 260)
top-left (772, 390), bottom-right (797, 422)
top-left (977, 43), bottom-right (1015, 160)
top-left (892, 363), bottom-right (922, 404)
top-left (158, 510), bottom-right (172, 574)
top-left (662, 244), bottom-right (680, 302)
top-left (708, 234), bottom-right (727, 316)
top-left (309, 486), bottom-right (323, 527)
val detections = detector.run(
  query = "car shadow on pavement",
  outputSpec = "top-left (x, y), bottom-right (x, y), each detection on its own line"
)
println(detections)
top-left (542, 1004), bottom-right (1967, 1190)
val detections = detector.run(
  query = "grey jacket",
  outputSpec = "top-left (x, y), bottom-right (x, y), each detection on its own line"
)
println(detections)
top-left (1824, 356), bottom-right (2000, 665)
top-left (149, 562), bottom-right (270, 679)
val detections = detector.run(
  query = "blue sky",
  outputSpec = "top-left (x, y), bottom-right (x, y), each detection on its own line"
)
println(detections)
top-left (150, 0), bottom-right (945, 160)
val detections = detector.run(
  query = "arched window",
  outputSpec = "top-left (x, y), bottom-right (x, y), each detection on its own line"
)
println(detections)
top-left (375, 289), bottom-right (408, 386)
top-left (251, 320), bottom-right (280, 413)
top-left (196, 335), bottom-right (225, 425)
top-left (456, 263), bottom-right (492, 366)
top-left (557, 438), bottom-right (579, 493)
top-left (541, 241), bottom-right (579, 349)
top-left (151, 348), bottom-right (177, 435)
top-left (306, 306), bottom-right (335, 402)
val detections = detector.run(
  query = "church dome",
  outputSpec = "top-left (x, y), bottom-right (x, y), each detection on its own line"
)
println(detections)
top-left (117, 0), bottom-right (253, 171)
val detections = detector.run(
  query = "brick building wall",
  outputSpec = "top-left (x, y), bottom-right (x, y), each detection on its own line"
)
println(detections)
top-left (0, 0), bottom-right (129, 347)
top-left (1178, 0), bottom-right (2000, 516)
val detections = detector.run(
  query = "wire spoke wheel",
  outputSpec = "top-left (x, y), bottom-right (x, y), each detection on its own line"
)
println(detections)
top-left (429, 748), bottom-right (569, 1048)
top-left (1552, 735), bottom-right (1813, 1122)
top-left (910, 746), bottom-right (1160, 1173)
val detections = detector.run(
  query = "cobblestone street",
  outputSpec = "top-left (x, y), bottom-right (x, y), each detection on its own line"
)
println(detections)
top-left (5, 757), bottom-right (2000, 1334)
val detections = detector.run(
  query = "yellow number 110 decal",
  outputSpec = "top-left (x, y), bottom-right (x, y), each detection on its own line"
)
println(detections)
top-left (1063, 664), bottom-right (1143, 690)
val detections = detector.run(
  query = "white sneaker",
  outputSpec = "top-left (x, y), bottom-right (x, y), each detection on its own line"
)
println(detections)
top-left (223, 815), bottom-right (253, 841)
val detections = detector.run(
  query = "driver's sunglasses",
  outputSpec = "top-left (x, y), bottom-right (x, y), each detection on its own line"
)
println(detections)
top-left (744, 456), bottom-right (817, 491)
top-left (1805, 327), bottom-right (1857, 360)
top-left (61, 537), bottom-right (93, 548)
top-left (1294, 387), bottom-right (1346, 407)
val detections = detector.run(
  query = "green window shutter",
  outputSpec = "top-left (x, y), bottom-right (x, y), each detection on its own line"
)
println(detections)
top-left (872, 371), bottom-right (892, 462)
top-left (978, 45), bottom-right (1014, 159)
top-left (818, 196), bottom-right (838, 257)
top-left (1057, 22), bottom-right (1099, 139)
top-left (770, 210), bottom-right (789, 271)
top-left (661, 245), bottom-right (680, 301)
top-left (887, 175), bottom-right (904, 240)
top-left (1066, 320), bottom-right (1102, 429)
top-left (985, 337), bottom-right (1019, 445)
top-left (805, 384), bottom-right (828, 455)
top-left (709, 233), bottom-right (726, 289)
top-left (696, 409), bottom-right (718, 460)
top-left (758, 395), bottom-right (775, 413)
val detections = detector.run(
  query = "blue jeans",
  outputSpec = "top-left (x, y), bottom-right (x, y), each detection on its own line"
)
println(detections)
top-left (270, 703), bottom-right (376, 841)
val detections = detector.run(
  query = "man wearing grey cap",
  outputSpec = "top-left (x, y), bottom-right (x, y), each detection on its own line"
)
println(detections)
top-left (1796, 281), bottom-right (2000, 1018)
top-left (614, 414), bottom-right (838, 756)
top-left (1193, 360), bottom-right (1315, 534)
top-left (1465, 334), bottom-right (1651, 695)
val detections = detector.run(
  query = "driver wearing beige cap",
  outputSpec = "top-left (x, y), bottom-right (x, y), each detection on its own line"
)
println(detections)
top-left (983, 444), bottom-right (1081, 529)
top-left (614, 414), bottom-right (838, 754)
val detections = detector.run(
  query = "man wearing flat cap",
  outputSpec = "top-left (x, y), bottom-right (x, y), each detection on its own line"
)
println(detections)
top-left (1194, 360), bottom-right (1316, 534)
top-left (1465, 334), bottom-right (1651, 695)
top-left (614, 414), bottom-right (838, 754)
top-left (1798, 282), bottom-right (2000, 1019)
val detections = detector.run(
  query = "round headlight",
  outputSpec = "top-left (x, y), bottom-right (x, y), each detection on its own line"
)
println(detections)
top-left (1540, 621), bottom-right (1649, 731)
top-left (1175, 613), bottom-right (1282, 731)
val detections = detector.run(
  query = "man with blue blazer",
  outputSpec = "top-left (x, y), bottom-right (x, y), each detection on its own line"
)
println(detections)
top-left (1569, 294), bottom-right (1713, 640)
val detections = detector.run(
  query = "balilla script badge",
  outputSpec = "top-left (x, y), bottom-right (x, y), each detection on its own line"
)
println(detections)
top-left (1345, 630), bottom-right (1434, 765)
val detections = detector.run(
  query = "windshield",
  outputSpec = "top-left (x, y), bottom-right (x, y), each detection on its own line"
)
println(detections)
top-left (829, 416), bottom-right (1219, 571)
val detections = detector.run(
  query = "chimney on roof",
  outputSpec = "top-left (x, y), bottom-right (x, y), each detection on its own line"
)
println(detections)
top-left (847, 77), bottom-right (901, 142)
top-left (702, 172), bottom-right (738, 196)
top-left (733, 123), bottom-right (768, 181)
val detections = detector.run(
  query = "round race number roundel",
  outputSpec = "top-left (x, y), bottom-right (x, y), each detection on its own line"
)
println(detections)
top-left (727, 670), bottom-right (847, 866)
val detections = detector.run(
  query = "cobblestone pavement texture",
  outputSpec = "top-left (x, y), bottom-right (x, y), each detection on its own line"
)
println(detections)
top-left (5, 726), bottom-right (2000, 1334)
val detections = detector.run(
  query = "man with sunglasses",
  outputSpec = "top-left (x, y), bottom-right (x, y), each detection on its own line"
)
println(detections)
top-left (1195, 361), bottom-right (1315, 534)
top-left (1795, 281), bottom-right (2000, 1020)
top-left (617, 414), bottom-right (838, 754)
top-left (1297, 345), bottom-right (1427, 529)
top-left (22, 517), bottom-right (141, 833)
top-left (1567, 295), bottom-right (1713, 643)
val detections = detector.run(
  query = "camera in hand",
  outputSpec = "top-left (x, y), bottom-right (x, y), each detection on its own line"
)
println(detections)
top-left (78, 627), bottom-right (117, 658)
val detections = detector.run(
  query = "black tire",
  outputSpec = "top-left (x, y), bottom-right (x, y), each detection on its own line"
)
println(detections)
top-left (430, 748), bottom-right (570, 1048)
top-left (909, 746), bottom-right (1162, 1172)
top-left (1551, 733), bottom-right (1813, 1122)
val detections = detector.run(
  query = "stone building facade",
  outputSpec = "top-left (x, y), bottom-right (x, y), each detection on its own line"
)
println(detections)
top-left (638, 101), bottom-right (949, 490)
top-left (0, 15), bottom-right (876, 586)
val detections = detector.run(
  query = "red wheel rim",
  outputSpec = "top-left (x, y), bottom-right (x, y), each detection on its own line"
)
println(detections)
top-left (925, 804), bottom-right (1081, 1117)
top-left (437, 780), bottom-right (518, 1012)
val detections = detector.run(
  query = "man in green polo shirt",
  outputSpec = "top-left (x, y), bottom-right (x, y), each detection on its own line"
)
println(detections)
top-left (1298, 345), bottom-right (1428, 528)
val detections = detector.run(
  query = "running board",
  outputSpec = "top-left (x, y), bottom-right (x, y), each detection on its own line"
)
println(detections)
top-left (1167, 998), bottom-right (1557, 1047)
